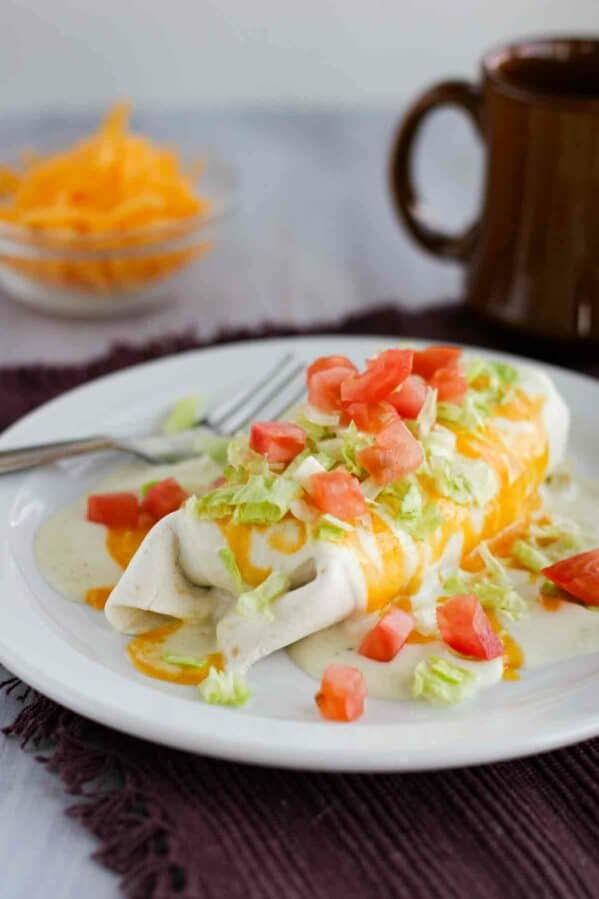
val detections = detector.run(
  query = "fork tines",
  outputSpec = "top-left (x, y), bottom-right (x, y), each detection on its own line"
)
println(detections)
top-left (205, 353), bottom-right (307, 436)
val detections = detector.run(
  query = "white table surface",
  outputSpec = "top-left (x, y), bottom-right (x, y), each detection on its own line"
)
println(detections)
top-left (0, 107), bottom-right (479, 898)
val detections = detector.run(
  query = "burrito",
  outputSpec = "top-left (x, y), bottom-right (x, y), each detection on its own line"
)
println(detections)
top-left (105, 347), bottom-right (569, 676)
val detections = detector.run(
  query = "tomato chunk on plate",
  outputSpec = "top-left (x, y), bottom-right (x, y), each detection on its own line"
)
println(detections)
top-left (437, 594), bottom-right (503, 660)
top-left (357, 419), bottom-right (424, 485)
top-left (429, 367), bottom-right (468, 404)
top-left (412, 345), bottom-right (462, 380)
top-left (310, 469), bottom-right (367, 521)
top-left (387, 375), bottom-right (427, 419)
top-left (250, 421), bottom-right (307, 463)
top-left (308, 366), bottom-right (353, 413)
top-left (306, 355), bottom-right (357, 381)
top-left (87, 492), bottom-right (140, 529)
top-left (340, 349), bottom-right (413, 404)
top-left (315, 664), bottom-right (366, 722)
top-left (141, 478), bottom-right (188, 522)
top-left (358, 609), bottom-right (414, 662)
top-left (542, 548), bottom-right (599, 606)
top-left (341, 401), bottom-right (398, 433)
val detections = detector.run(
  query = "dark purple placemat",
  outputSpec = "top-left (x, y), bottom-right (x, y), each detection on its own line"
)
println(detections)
top-left (3, 303), bottom-right (599, 899)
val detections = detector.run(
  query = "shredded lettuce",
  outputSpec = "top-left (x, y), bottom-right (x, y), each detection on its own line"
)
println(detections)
top-left (293, 409), bottom-right (336, 443)
top-left (289, 454), bottom-right (331, 488)
top-left (314, 513), bottom-right (354, 543)
top-left (477, 542), bottom-right (509, 582)
top-left (540, 579), bottom-right (562, 597)
top-left (299, 404), bottom-right (340, 427)
top-left (162, 394), bottom-right (203, 434)
top-left (412, 655), bottom-right (476, 705)
top-left (422, 425), bottom-right (457, 460)
top-left (435, 359), bottom-right (519, 433)
top-left (400, 503), bottom-right (444, 540)
top-left (340, 422), bottom-right (373, 477)
top-left (415, 386), bottom-right (438, 437)
top-left (511, 540), bottom-right (550, 574)
top-left (195, 474), bottom-right (300, 525)
top-left (315, 436), bottom-right (344, 462)
top-left (194, 483), bottom-right (238, 519)
top-left (361, 477), bottom-right (384, 502)
top-left (377, 479), bottom-right (443, 540)
top-left (313, 452), bottom-right (336, 471)
top-left (378, 479), bottom-right (420, 515)
top-left (443, 571), bottom-right (527, 621)
top-left (466, 359), bottom-right (519, 391)
top-left (162, 653), bottom-right (208, 669)
top-left (510, 519), bottom-right (591, 574)
top-left (283, 448), bottom-right (311, 477)
top-left (232, 475), bottom-right (300, 525)
top-left (399, 481), bottom-right (422, 516)
top-left (226, 434), bottom-right (269, 475)
top-left (444, 544), bottom-right (527, 621)
top-left (430, 456), bottom-right (498, 507)
top-left (218, 546), bottom-right (245, 593)
top-left (236, 571), bottom-right (290, 620)
top-left (437, 393), bottom-right (488, 431)
top-left (199, 668), bottom-right (251, 706)
top-left (467, 360), bottom-right (519, 408)
top-left (222, 464), bottom-right (246, 486)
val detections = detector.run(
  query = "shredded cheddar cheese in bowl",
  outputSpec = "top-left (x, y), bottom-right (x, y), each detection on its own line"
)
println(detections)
top-left (0, 103), bottom-right (236, 316)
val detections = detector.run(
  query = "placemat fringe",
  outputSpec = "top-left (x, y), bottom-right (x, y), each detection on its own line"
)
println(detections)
top-left (2, 679), bottom-right (183, 898)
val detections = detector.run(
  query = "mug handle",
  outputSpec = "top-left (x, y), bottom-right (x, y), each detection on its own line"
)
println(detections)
top-left (389, 80), bottom-right (483, 262)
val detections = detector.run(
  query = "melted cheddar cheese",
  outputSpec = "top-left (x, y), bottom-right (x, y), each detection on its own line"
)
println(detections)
top-left (127, 621), bottom-right (223, 686)
top-left (212, 392), bottom-right (548, 619)
top-left (339, 391), bottom-right (548, 613)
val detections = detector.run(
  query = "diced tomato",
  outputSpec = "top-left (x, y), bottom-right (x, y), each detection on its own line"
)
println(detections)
top-left (315, 664), bottom-right (366, 722)
top-left (140, 478), bottom-right (188, 522)
top-left (306, 355), bottom-right (357, 381)
top-left (341, 401), bottom-right (398, 434)
top-left (87, 492), bottom-right (140, 529)
top-left (340, 349), bottom-right (414, 404)
top-left (436, 594), bottom-right (504, 660)
top-left (358, 609), bottom-right (414, 662)
top-left (412, 345), bottom-right (462, 380)
top-left (375, 418), bottom-right (417, 450)
top-left (429, 367), bottom-right (468, 404)
top-left (250, 421), bottom-right (307, 463)
top-left (137, 511), bottom-right (156, 531)
top-left (357, 419), bottom-right (424, 485)
top-left (308, 366), bottom-right (353, 413)
top-left (309, 469), bottom-right (367, 520)
top-left (542, 549), bottom-right (599, 606)
top-left (387, 375), bottom-right (428, 419)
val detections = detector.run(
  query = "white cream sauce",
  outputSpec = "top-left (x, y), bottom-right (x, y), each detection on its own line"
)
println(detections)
top-left (287, 614), bottom-right (503, 700)
top-left (35, 456), bottom-right (220, 602)
top-left (288, 472), bottom-right (599, 701)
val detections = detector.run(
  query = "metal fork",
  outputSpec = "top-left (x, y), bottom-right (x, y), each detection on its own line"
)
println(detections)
top-left (0, 353), bottom-right (307, 475)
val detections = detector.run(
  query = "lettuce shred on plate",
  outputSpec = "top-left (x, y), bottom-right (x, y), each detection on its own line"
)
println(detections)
top-left (412, 656), bottom-right (476, 705)
top-left (199, 668), bottom-right (252, 706)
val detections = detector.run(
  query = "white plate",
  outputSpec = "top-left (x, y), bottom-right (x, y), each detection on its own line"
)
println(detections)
top-left (1, 335), bottom-right (598, 772)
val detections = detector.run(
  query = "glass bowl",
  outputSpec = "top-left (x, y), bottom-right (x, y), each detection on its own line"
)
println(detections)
top-left (0, 153), bottom-right (238, 319)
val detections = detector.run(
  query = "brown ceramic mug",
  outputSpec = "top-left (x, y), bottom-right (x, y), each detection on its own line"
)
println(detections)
top-left (390, 36), bottom-right (599, 340)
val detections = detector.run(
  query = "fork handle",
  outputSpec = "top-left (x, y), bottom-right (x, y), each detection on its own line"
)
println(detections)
top-left (0, 436), bottom-right (116, 474)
